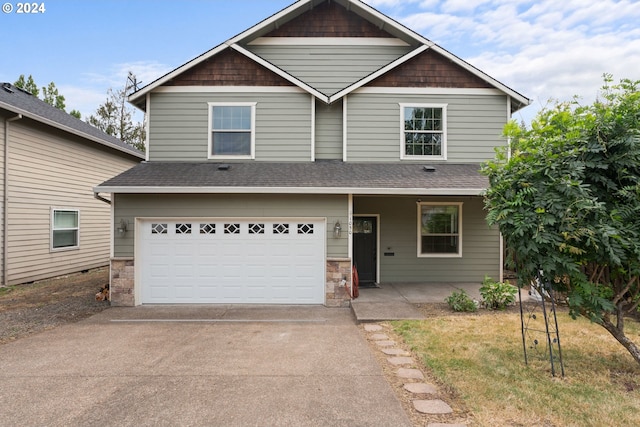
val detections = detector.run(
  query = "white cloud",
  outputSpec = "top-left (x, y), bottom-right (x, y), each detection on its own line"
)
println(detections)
top-left (387, 0), bottom-right (640, 124)
top-left (62, 60), bottom-right (171, 119)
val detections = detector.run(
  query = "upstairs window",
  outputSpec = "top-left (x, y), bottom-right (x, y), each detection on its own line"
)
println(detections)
top-left (401, 104), bottom-right (447, 160)
top-left (417, 203), bottom-right (462, 257)
top-left (208, 103), bottom-right (256, 159)
top-left (51, 209), bottom-right (79, 251)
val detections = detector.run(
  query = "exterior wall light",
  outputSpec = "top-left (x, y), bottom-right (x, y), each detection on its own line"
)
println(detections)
top-left (334, 220), bottom-right (342, 238)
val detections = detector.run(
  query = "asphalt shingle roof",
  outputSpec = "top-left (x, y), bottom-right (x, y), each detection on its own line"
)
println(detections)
top-left (0, 83), bottom-right (144, 159)
top-left (96, 161), bottom-right (488, 195)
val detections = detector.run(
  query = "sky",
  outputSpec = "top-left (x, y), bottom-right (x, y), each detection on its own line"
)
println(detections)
top-left (1, 0), bottom-right (639, 126)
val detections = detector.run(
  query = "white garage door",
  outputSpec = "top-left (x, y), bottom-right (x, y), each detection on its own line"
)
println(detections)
top-left (139, 219), bottom-right (325, 304)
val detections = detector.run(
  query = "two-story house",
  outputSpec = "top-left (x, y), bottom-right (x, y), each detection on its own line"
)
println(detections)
top-left (94, 0), bottom-right (530, 307)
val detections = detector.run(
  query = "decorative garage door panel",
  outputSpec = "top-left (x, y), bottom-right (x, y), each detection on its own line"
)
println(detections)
top-left (139, 220), bottom-right (325, 304)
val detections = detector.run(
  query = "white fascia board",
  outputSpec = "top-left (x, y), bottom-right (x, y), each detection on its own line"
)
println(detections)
top-left (354, 87), bottom-right (504, 96)
top-left (224, 0), bottom-right (314, 46)
top-left (154, 86), bottom-right (306, 94)
top-left (230, 44), bottom-right (329, 103)
top-left (347, 0), bottom-right (434, 47)
top-left (329, 45), bottom-right (428, 102)
top-left (127, 43), bottom-right (230, 104)
top-left (93, 186), bottom-right (486, 196)
top-left (0, 102), bottom-right (145, 160)
top-left (429, 45), bottom-right (531, 107)
top-left (248, 37), bottom-right (410, 46)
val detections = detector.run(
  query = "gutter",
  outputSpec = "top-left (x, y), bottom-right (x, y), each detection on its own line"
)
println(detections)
top-left (4, 113), bottom-right (22, 287)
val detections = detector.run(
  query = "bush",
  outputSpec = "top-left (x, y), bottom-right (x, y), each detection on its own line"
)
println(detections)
top-left (480, 275), bottom-right (517, 310)
top-left (445, 289), bottom-right (478, 312)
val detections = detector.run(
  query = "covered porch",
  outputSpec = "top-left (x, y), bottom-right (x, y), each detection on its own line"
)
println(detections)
top-left (351, 281), bottom-right (485, 321)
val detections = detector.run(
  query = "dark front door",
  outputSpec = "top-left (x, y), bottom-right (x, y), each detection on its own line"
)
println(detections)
top-left (353, 217), bottom-right (377, 285)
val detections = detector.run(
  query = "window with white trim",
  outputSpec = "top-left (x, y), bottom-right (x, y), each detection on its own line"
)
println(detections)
top-left (401, 104), bottom-right (447, 159)
top-left (418, 202), bottom-right (461, 257)
top-left (208, 102), bottom-right (256, 159)
top-left (51, 209), bottom-right (79, 250)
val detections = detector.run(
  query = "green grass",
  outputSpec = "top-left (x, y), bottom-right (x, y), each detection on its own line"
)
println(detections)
top-left (392, 310), bottom-right (640, 426)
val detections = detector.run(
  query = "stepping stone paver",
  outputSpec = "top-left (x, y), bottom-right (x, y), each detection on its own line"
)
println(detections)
top-left (364, 324), bottom-right (383, 332)
top-left (374, 340), bottom-right (396, 347)
top-left (413, 399), bottom-right (453, 414)
top-left (387, 356), bottom-right (414, 365)
top-left (404, 382), bottom-right (438, 394)
top-left (381, 348), bottom-right (410, 356)
top-left (397, 368), bottom-right (424, 380)
top-left (370, 333), bottom-right (389, 340)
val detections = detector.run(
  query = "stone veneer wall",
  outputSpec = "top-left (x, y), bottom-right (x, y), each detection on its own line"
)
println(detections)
top-left (110, 258), bottom-right (135, 306)
top-left (110, 257), bottom-right (353, 308)
top-left (325, 258), bottom-right (352, 307)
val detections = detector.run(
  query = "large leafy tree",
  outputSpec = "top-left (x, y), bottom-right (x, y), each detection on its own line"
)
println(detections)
top-left (482, 76), bottom-right (640, 364)
top-left (87, 72), bottom-right (145, 151)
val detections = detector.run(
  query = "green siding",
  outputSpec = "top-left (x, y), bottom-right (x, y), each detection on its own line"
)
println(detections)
top-left (114, 194), bottom-right (349, 258)
top-left (354, 196), bottom-right (500, 283)
top-left (315, 99), bottom-right (343, 160)
top-left (347, 93), bottom-right (508, 162)
top-left (246, 45), bottom-right (413, 96)
top-left (149, 92), bottom-right (313, 162)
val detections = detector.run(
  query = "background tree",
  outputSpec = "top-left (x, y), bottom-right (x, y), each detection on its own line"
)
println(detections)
top-left (14, 75), bottom-right (72, 114)
top-left (88, 72), bottom-right (145, 151)
top-left (482, 75), bottom-right (640, 365)
top-left (41, 81), bottom-right (66, 111)
top-left (14, 74), bottom-right (40, 97)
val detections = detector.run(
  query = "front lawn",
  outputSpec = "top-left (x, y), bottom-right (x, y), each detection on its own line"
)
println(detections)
top-left (392, 308), bottom-right (640, 426)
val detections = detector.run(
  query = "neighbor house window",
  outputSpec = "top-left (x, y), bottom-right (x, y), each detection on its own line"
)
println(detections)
top-left (51, 209), bottom-right (79, 250)
top-left (208, 102), bottom-right (256, 159)
top-left (418, 203), bottom-right (461, 257)
top-left (401, 104), bottom-right (447, 160)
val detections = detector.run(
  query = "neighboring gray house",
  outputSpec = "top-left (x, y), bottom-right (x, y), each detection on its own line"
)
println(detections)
top-left (95, 0), bottom-right (530, 307)
top-left (0, 83), bottom-right (144, 286)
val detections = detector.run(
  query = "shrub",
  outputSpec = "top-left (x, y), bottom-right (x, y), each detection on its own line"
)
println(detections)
top-left (445, 289), bottom-right (478, 312)
top-left (480, 275), bottom-right (517, 310)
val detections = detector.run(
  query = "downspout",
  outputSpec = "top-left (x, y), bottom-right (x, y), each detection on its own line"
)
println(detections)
top-left (93, 192), bottom-right (111, 205)
top-left (4, 113), bottom-right (22, 287)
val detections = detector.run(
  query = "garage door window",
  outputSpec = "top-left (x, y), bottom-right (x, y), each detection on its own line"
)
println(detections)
top-left (298, 224), bottom-right (314, 234)
top-left (200, 223), bottom-right (216, 234)
top-left (274, 224), bottom-right (289, 234)
top-left (51, 209), bottom-right (79, 250)
top-left (176, 223), bottom-right (192, 234)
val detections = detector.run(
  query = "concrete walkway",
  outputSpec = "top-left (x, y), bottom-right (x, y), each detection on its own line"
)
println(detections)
top-left (352, 282), bottom-right (484, 322)
top-left (0, 305), bottom-right (412, 427)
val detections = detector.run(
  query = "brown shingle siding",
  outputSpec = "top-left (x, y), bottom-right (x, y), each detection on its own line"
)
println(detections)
top-left (265, 1), bottom-right (392, 38)
top-left (165, 48), bottom-right (293, 87)
top-left (368, 49), bottom-right (493, 88)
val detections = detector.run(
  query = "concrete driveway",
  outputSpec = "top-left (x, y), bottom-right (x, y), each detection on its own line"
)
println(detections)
top-left (0, 305), bottom-right (411, 427)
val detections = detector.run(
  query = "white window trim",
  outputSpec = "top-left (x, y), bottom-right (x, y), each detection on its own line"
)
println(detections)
top-left (417, 202), bottom-right (462, 258)
top-left (51, 208), bottom-right (80, 252)
top-left (207, 102), bottom-right (257, 160)
top-left (400, 103), bottom-right (448, 161)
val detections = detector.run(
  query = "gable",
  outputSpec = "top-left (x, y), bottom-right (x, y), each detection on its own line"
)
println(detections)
top-left (367, 49), bottom-right (493, 89)
top-left (129, 0), bottom-right (529, 110)
top-left (262, 0), bottom-right (395, 38)
top-left (164, 48), bottom-right (294, 87)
